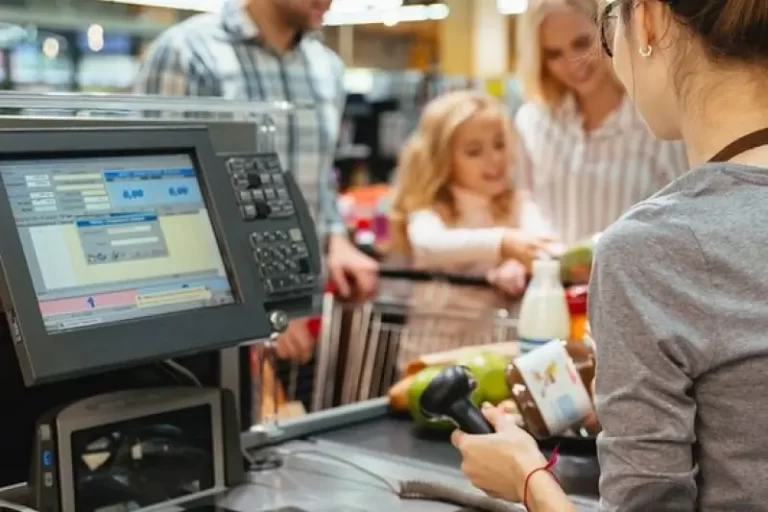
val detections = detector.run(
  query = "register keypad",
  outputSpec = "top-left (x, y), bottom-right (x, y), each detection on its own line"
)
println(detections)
top-left (227, 154), bottom-right (295, 221)
top-left (227, 154), bottom-right (315, 296)
top-left (251, 228), bottom-right (316, 295)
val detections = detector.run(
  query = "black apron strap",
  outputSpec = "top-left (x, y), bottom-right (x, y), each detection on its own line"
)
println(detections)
top-left (708, 127), bottom-right (768, 163)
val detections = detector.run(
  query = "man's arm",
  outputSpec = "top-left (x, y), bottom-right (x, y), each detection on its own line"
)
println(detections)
top-left (134, 30), bottom-right (220, 97)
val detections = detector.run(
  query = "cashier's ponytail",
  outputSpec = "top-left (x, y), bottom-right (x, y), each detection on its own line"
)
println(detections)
top-left (389, 90), bottom-right (518, 257)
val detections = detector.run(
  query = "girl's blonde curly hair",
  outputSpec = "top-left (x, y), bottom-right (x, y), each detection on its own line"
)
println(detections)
top-left (389, 90), bottom-right (519, 255)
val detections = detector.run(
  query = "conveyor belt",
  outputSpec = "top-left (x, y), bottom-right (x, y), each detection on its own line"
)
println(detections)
top-left (313, 415), bottom-right (600, 498)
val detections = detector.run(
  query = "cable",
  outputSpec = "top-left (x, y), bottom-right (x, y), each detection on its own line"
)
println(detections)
top-left (0, 499), bottom-right (40, 512)
top-left (163, 359), bottom-right (202, 387)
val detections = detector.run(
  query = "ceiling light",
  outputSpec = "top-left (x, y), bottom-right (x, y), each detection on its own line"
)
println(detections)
top-left (324, 4), bottom-right (450, 26)
top-left (42, 37), bottom-right (59, 59)
top-left (99, 0), bottom-right (448, 25)
top-left (87, 24), bottom-right (104, 39)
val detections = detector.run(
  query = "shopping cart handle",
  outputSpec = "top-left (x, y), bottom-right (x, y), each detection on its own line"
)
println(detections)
top-left (378, 268), bottom-right (490, 287)
top-left (379, 267), bottom-right (576, 289)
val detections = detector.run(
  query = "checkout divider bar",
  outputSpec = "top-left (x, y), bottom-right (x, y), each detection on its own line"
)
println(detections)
top-left (242, 396), bottom-right (390, 450)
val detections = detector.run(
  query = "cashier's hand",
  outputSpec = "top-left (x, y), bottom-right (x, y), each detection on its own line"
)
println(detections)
top-left (327, 234), bottom-right (378, 299)
top-left (275, 319), bottom-right (315, 362)
top-left (452, 404), bottom-right (547, 502)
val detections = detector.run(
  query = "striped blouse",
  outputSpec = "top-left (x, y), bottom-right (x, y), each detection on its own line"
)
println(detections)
top-left (515, 94), bottom-right (689, 246)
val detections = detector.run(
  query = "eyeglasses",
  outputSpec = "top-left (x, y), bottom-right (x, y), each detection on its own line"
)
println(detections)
top-left (599, 1), bottom-right (619, 57)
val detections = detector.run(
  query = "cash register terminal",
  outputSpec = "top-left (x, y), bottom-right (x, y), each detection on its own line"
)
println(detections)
top-left (0, 126), bottom-right (322, 512)
top-left (0, 126), bottom-right (320, 385)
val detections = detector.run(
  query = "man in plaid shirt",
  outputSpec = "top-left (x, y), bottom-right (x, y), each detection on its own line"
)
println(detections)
top-left (134, 0), bottom-right (378, 362)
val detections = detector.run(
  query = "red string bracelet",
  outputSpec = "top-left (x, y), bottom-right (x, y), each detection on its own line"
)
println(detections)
top-left (523, 446), bottom-right (560, 510)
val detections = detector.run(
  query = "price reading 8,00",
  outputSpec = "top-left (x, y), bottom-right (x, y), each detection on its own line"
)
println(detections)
top-left (122, 189), bottom-right (144, 200)
top-left (168, 186), bottom-right (189, 197)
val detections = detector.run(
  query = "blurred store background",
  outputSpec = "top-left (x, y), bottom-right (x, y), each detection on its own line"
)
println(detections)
top-left (0, 0), bottom-right (527, 254)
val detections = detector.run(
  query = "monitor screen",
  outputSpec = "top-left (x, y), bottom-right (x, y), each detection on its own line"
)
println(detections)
top-left (0, 153), bottom-right (235, 333)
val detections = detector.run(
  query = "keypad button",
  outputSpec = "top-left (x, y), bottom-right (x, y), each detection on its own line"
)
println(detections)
top-left (248, 158), bottom-right (263, 172)
top-left (227, 158), bottom-right (244, 174)
top-left (265, 188), bottom-right (277, 200)
top-left (272, 173), bottom-right (285, 185)
top-left (277, 188), bottom-right (289, 200)
top-left (250, 232), bottom-right (264, 248)
top-left (246, 173), bottom-right (262, 189)
top-left (251, 189), bottom-right (265, 201)
top-left (254, 201), bottom-right (271, 218)
top-left (231, 174), bottom-right (247, 189)
top-left (238, 190), bottom-right (253, 204)
top-left (240, 204), bottom-right (257, 220)
top-left (298, 258), bottom-right (311, 273)
top-left (289, 228), bottom-right (303, 242)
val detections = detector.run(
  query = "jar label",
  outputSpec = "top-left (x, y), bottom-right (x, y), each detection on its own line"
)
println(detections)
top-left (513, 340), bottom-right (593, 436)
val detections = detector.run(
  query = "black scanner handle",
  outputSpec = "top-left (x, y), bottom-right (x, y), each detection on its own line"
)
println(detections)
top-left (450, 399), bottom-right (494, 434)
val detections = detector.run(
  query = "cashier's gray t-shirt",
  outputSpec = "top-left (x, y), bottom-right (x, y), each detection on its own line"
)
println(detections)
top-left (588, 162), bottom-right (768, 511)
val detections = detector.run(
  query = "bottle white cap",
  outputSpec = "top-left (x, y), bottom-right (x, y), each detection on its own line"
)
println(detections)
top-left (532, 259), bottom-right (561, 278)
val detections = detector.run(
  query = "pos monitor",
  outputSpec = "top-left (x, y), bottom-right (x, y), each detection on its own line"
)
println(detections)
top-left (0, 126), bottom-right (321, 386)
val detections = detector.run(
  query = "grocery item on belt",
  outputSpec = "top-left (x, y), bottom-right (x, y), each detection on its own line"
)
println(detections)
top-left (557, 232), bottom-right (602, 282)
top-left (402, 341), bottom-right (519, 377)
top-left (506, 339), bottom-right (596, 438)
top-left (518, 260), bottom-right (570, 354)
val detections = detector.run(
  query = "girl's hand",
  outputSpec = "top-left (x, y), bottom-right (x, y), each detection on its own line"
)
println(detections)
top-left (501, 230), bottom-right (553, 269)
top-left (487, 260), bottom-right (527, 296)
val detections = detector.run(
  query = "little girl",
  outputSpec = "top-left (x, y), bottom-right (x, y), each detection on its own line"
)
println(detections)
top-left (389, 91), bottom-right (553, 371)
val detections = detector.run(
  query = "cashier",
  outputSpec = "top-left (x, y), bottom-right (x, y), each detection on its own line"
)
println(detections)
top-left (514, 0), bottom-right (688, 247)
top-left (454, 0), bottom-right (768, 510)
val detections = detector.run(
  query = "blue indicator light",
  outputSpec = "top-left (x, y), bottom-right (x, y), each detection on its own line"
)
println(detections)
top-left (42, 450), bottom-right (53, 466)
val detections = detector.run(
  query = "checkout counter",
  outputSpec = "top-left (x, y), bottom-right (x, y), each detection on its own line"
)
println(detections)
top-left (0, 93), bottom-right (599, 512)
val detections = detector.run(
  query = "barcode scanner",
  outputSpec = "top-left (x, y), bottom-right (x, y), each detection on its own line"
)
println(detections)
top-left (419, 365), bottom-right (494, 434)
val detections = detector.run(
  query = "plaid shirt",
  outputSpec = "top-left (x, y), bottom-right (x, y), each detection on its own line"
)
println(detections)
top-left (133, 0), bottom-right (346, 236)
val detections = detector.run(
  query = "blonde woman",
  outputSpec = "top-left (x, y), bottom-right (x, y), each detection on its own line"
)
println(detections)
top-left (515, 0), bottom-right (688, 246)
top-left (389, 91), bottom-right (553, 371)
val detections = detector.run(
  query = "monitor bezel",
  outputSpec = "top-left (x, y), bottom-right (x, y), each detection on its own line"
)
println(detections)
top-left (0, 127), bottom-right (271, 385)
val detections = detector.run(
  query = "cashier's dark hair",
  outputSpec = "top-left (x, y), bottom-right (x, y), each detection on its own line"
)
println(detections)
top-left (606, 0), bottom-right (768, 63)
